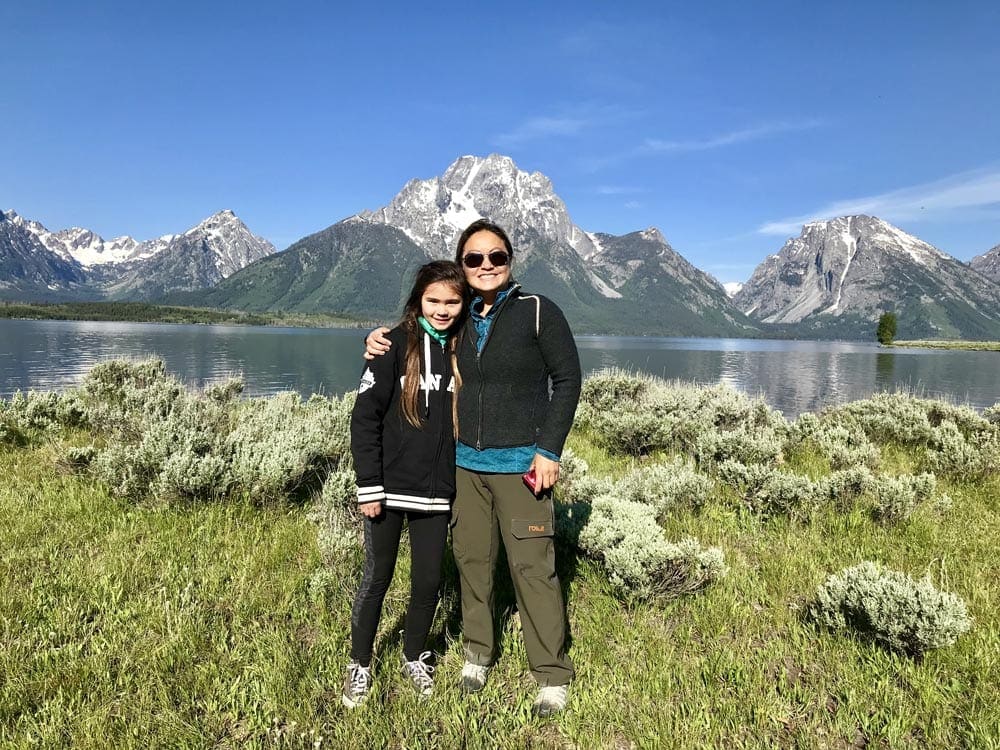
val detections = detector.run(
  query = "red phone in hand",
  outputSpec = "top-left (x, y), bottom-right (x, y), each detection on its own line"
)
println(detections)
top-left (522, 468), bottom-right (537, 493)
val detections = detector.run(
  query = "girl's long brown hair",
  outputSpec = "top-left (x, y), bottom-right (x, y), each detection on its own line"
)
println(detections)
top-left (399, 261), bottom-right (468, 433)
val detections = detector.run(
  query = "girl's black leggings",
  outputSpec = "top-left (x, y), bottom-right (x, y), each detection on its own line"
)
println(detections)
top-left (350, 507), bottom-right (449, 665)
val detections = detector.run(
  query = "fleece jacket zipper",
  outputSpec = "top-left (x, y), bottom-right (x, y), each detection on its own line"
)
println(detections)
top-left (473, 287), bottom-right (515, 451)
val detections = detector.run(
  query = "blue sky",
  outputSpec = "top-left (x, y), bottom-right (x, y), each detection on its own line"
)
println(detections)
top-left (3, 0), bottom-right (999, 284)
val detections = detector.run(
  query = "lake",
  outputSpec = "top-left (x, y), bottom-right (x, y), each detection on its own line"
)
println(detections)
top-left (2, 318), bottom-right (998, 417)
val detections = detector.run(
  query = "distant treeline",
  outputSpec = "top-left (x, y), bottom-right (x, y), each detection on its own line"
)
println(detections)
top-left (0, 301), bottom-right (382, 329)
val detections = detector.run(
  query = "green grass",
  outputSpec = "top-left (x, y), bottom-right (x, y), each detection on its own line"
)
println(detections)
top-left (892, 340), bottom-right (1000, 352)
top-left (0, 300), bottom-right (380, 329)
top-left (3, 436), bottom-right (1000, 749)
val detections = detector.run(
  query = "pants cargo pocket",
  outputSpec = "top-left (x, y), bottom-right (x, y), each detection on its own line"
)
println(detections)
top-left (511, 518), bottom-right (554, 539)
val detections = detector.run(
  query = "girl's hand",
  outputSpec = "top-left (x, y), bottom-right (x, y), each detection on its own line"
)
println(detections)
top-left (359, 501), bottom-right (383, 518)
top-left (530, 454), bottom-right (560, 494)
top-left (363, 327), bottom-right (393, 360)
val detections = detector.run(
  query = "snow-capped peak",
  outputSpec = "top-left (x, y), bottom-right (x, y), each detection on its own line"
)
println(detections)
top-left (802, 215), bottom-right (950, 267)
top-left (360, 154), bottom-right (601, 259)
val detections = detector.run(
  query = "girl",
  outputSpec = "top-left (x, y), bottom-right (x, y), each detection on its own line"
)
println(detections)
top-left (343, 260), bottom-right (468, 708)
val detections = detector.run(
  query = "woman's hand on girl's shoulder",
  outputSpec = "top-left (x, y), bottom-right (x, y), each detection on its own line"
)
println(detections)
top-left (363, 327), bottom-right (393, 360)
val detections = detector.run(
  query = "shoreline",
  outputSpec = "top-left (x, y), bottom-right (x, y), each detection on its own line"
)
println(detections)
top-left (891, 340), bottom-right (1000, 352)
top-left (0, 301), bottom-right (382, 330)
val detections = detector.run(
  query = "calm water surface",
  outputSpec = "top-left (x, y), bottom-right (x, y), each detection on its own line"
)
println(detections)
top-left (2, 319), bottom-right (998, 417)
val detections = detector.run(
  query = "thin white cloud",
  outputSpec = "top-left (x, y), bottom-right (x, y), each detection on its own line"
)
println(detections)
top-left (623, 200), bottom-right (643, 209)
top-left (595, 185), bottom-right (643, 195)
top-left (580, 118), bottom-right (824, 172)
top-left (643, 119), bottom-right (824, 154)
top-left (492, 104), bottom-right (642, 148)
top-left (759, 167), bottom-right (1000, 235)
top-left (492, 117), bottom-right (589, 147)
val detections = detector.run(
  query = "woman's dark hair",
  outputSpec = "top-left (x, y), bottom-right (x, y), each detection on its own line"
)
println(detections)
top-left (399, 260), bottom-right (468, 430)
top-left (454, 219), bottom-right (514, 264)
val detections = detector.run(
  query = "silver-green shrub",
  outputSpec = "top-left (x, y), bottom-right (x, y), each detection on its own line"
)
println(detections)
top-left (5, 389), bottom-right (87, 432)
top-left (614, 458), bottom-right (713, 517)
top-left (747, 470), bottom-right (817, 518)
top-left (983, 404), bottom-right (1000, 425)
top-left (869, 473), bottom-right (937, 523)
top-left (715, 459), bottom-right (772, 493)
top-left (59, 445), bottom-right (97, 471)
top-left (579, 494), bottom-right (726, 599)
top-left (715, 460), bottom-right (816, 518)
top-left (0, 407), bottom-right (26, 447)
top-left (557, 447), bottom-right (615, 503)
top-left (575, 370), bottom-right (786, 460)
top-left (810, 561), bottom-right (972, 655)
top-left (694, 425), bottom-right (784, 470)
top-left (72, 359), bottom-right (355, 504)
top-left (814, 466), bottom-right (875, 510)
top-left (825, 393), bottom-right (935, 445)
top-left (314, 468), bottom-right (362, 565)
top-left (226, 392), bottom-right (352, 503)
top-left (81, 359), bottom-right (184, 440)
top-left (925, 419), bottom-right (1000, 481)
top-left (308, 468), bottom-right (364, 602)
top-left (788, 417), bottom-right (881, 470)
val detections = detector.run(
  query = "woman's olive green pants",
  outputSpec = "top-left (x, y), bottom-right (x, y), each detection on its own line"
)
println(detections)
top-left (452, 467), bottom-right (573, 687)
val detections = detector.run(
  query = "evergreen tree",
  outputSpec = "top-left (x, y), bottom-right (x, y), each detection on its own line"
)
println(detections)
top-left (876, 312), bottom-right (898, 345)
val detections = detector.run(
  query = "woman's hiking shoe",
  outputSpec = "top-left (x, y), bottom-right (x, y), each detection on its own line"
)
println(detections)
top-left (401, 651), bottom-right (435, 698)
top-left (341, 662), bottom-right (372, 709)
top-left (460, 661), bottom-right (490, 693)
top-left (531, 684), bottom-right (569, 717)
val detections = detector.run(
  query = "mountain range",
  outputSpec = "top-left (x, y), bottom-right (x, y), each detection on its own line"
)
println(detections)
top-left (189, 154), bottom-right (754, 335)
top-left (734, 215), bottom-right (1000, 339)
top-left (0, 209), bottom-right (274, 302)
top-left (4, 155), bottom-right (1000, 339)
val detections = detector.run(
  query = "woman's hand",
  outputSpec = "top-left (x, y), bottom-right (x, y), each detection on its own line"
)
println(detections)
top-left (359, 501), bottom-right (383, 518)
top-left (530, 454), bottom-right (560, 494)
top-left (363, 327), bottom-right (393, 360)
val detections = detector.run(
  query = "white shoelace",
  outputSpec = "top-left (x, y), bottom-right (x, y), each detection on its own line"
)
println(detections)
top-left (404, 651), bottom-right (435, 690)
top-left (349, 665), bottom-right (372, 694)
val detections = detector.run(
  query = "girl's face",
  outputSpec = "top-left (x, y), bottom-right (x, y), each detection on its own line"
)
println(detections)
top-left (460, 230), bottom-right (511, 296)
top-left (421, 281), bottom-right (464, 330)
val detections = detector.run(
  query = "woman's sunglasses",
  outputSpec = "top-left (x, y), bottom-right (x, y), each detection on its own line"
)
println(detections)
top-left (462, 250), bottom-right (510, 269)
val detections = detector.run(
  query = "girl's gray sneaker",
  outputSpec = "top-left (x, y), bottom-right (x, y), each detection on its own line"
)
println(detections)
top-left (342, 662), bottom-right (372, 708)
top-left (401, 651), bottom-right (435, 698)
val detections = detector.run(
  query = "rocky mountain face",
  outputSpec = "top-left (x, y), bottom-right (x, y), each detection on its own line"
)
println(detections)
top-left (96, 211), bottom-right (276, 300)
top-left (191, 219), bottom-right (429, 316)
top-left (734, 215), bottom-right (1000, 339)
top-left (361, 154), bottom-right (601, 260)
top-left (0, 209), bottom-right (274, 301)
top-left (206, 154), bottom-right (755, 334)
top-left (0, 210), bottom-right (92, 300)
top-left (335, 153), bottom-right (753, 334)
top-left (970, 243), bottom-right (1000, 283)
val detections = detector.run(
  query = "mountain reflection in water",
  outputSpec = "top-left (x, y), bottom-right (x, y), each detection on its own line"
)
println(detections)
top-left (2, 321), bottom-right (998, 418)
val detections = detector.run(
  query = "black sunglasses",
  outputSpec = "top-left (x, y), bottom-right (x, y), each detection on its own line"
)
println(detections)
top-left (462, 250), bottom-right (510, 269)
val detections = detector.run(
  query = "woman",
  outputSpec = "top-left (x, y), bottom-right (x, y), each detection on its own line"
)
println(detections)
top-left (366, 219), bottom-right (581, 717)
top-left (344, 260), bottom-right (468, 708)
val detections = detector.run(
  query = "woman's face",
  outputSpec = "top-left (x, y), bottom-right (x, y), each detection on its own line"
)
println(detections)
top-left (421, 281), bottom-right (464, 331)
top-left (460, 230), bottom-right (511, 296)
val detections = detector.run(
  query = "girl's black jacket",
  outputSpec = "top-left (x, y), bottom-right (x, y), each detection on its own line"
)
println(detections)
top-left (350, 325), bottom-right (455, 513)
